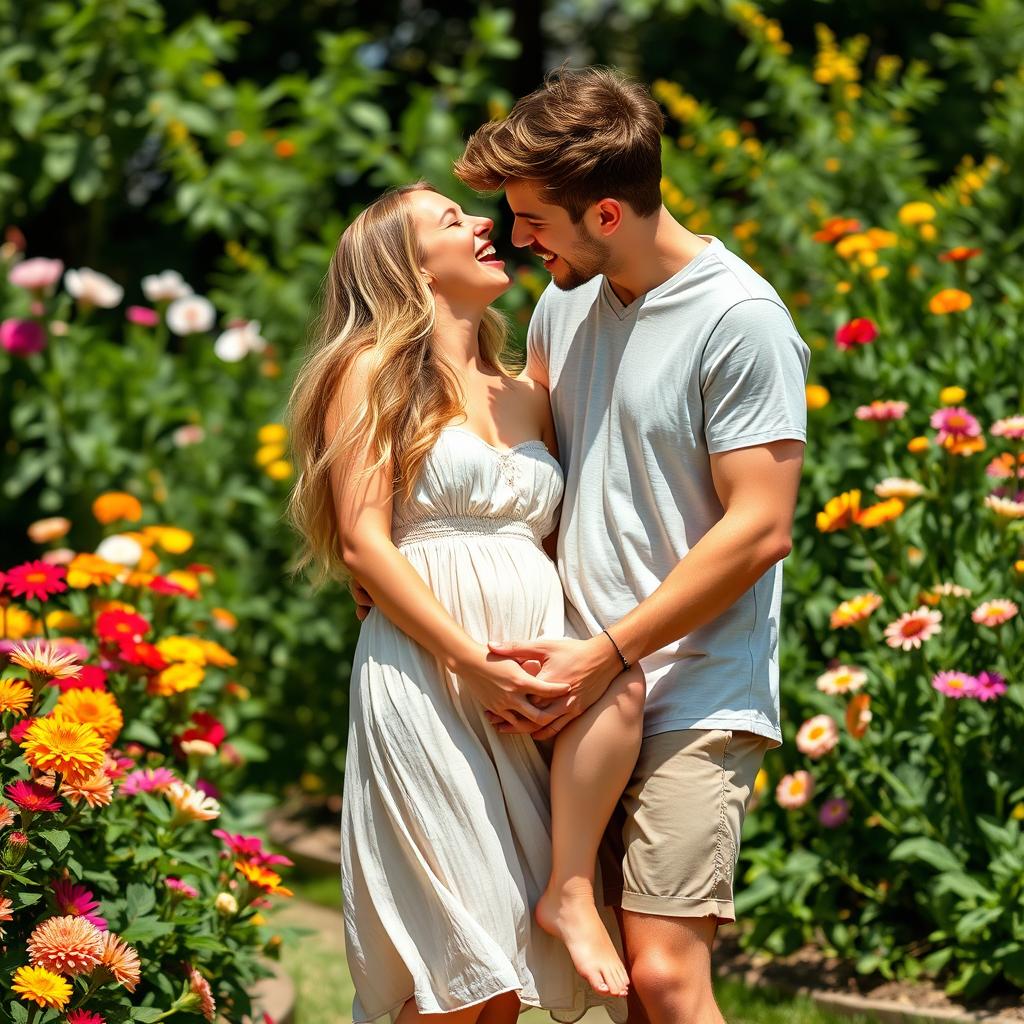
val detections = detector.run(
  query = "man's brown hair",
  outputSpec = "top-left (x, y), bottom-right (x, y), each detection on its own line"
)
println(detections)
top-left (454, 66), bottom-right (665, 223)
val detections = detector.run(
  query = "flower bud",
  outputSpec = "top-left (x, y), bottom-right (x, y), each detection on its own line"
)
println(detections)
top-left (215, 892), bottom-right (239, 916)
top-left (4, 830), bottom-right (29, 867)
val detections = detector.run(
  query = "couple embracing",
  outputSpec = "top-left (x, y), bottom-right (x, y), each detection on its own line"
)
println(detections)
top-left (287, 67), bottom-right (810, 1024)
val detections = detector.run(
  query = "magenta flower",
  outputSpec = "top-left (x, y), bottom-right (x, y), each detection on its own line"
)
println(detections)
top-left (973, 671), bottom-right (1007, 702)
top-left (855, 400), bottom-right (908, 422)
top-left (119, 766), bottom-right (177, 795)
top-left (819, 797), bottom-right (850, 828)
top-left (6, 779), bottom-right (62, 813)
top-left (930, 407), bottom-right (981, 444)
top-left (932, 670), bottom-right (979, 698)
top-left (52, 879), bottom-right (108, 930)
top-left (165, 877), bottom-right (199, 899)
top-left (126, 305), bottom-right (160, 327)
top-left (66, 1010), bottom-right (106, 1024)
top-left (212, 829), bottom-right (294, 868)
top-left (2, 560), bottom-right (67, 601)
top-left (0, 318), bottom-right (46, 356)
top-left (9, 257), bottom-right (64, 293)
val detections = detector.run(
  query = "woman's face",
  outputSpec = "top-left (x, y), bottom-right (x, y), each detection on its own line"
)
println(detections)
top-left (407, 190), bottom-right (511, 309)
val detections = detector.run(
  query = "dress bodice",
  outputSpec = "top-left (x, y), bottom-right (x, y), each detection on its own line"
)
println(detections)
top-left (392, 427), bottom-right (564, 546)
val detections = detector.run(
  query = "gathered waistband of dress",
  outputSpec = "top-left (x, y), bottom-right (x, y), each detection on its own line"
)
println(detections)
top-left (394, 514), bottom-right (541, 547)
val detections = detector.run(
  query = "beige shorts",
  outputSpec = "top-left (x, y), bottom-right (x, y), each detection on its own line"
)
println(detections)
top-left (599, 728), bottom-right (771, 923)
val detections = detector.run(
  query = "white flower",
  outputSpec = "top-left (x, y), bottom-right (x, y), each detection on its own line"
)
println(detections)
top-left (180, 739), bottom-right (217, 759)
top-left (167, 295), bottom-right (216, 336)
top-left (95, 534), bottom-right (143, 567)
top-left (172, 424), bottom-right (205, 447)
top-left (142, 270), bottom-right (194, 303)
top-left (214, 320), bottom-right (266, 362)
top-left (816, 664), bottom-right (867, 695)
top-left (166, 781), bottom-right (221, 823)
top-left (215, 892), bottom-right (239, 916)
top-left (874, 477), bottom-right (924, 499)
top-left (64, 268), bottom-right (124, 308)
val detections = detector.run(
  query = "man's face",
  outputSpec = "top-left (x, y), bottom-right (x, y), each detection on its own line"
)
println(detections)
top-left (505, 180), bottom-right (611, 291)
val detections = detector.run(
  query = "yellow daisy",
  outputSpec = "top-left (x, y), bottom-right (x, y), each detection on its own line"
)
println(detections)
top-left (11, 964), bottom-right (72, 1009)
top-left (21, 717), bottom-right (107, 785)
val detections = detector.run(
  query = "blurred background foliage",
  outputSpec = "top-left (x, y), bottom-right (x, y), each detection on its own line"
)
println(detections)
top-left (3, 0), bottom-right (1024, 996)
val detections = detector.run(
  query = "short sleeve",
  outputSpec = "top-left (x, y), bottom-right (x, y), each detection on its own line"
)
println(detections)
top-left (525, 286), bottom-right (551, 386)
top-left (700, 298), bottom-right (810, 455)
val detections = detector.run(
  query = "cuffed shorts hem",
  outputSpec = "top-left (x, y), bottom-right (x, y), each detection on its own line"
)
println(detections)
top-left (605, 889), bottom-right (736, 923)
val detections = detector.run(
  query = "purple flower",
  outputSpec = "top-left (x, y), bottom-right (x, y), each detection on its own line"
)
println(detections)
top-left (819, 797), bottom-right (850, 828)
top-left (973, 671), bottom-right (1007, 702)
top-left (1, 318), bottom-right (46, 356)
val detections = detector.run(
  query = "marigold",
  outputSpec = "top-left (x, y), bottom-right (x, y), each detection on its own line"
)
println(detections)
top-left (142, 525), bottom-right (194, 553)
top-left (258, 423), bottom-right (288, 445)
top-left (855, 497), bottom-right (905, 528)
top-left (2, 604), bottom-right (39, 639)
top-left (149, 662), bottom-right (205, 696)
top-left (897, 201), bottom-right (935, 225)
top-left (61, 768), bottom-right (115, 808)
top-left (28, 915), bottom-right (104, 975)
top-left (813, 216), bottom-right (861, 243)
top-left (806, 384), bottom-right (830, 410)
top-left (907, 436), bottom-right (930, 453)
top-left (939, 386), bottom-right (967, 404)
top-left (21, 717), bottom-right (107, 785)
top-left (95, 931), bottom-right (141, 991)
top-left (65, 553), bottom-right (123, 589)
top-left (92, 492), bottom-right (143, 525)
top-left (55, 688), bottom-right (124, 744)
top-left (235, 859), bottom-right (293, 897)
top-left (943, 434), bottom-right (985, 456)
top-left (0, 678), bottom-right (34, 716)
top-left (830, 592), bottom-right (882, 629)
top-left (196, 638), bottom-right (237, 667)
top-left (939, 246), bottom-right (981, 263)
top-left (11, 964), bottom-right (72, 1009)
top-left (929, 288), bottom-right (972, 314)
top-left (156, 635), bottom-right (209, 664)
top-left (816, 490), bottom-right (861, 532)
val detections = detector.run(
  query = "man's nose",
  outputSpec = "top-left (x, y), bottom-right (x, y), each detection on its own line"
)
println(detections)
top-left (510, 221), bottom-right (531, 248)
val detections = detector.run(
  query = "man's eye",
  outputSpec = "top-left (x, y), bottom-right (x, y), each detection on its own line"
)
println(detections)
top-left (448, 220), bottom-right (464, 228)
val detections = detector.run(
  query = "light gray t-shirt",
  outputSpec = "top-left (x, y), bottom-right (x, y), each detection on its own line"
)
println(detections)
top-left (527, 235), bottom-right (810, 744)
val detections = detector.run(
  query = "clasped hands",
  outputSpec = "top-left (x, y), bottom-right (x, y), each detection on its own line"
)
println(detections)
top-left (351, 580), bottom-right (622, 739)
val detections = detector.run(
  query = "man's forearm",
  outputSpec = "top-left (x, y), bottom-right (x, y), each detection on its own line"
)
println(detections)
top-left (608, 511), bottom-right (792, 667)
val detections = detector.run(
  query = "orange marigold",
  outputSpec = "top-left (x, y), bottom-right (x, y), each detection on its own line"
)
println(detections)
top-left (92, 492), bottom-right (143, 525)
top-left (929, 288), bottom-right (972, 314)
top-left (0, 678), bottom-right (34, 716)
top-left (855, 497), bottom-right (905, 528)
top-left (11, 964), bottom-right (72, 1010)
top-left (21, 717), bottom-right (107, 785)
top-left (235, 860), bottom-right (293, 897)
top-left (830, 592), bottom-right (883, 629)
top-left (816, 490), bottom-right (861, 532)
top-left (55, 688), bottom-right (124, 744)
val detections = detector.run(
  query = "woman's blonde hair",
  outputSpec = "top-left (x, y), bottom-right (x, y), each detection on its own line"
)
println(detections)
top-left (285, 181), bottom-right (514, 589)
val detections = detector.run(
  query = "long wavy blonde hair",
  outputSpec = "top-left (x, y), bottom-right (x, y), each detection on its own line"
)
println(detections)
top-left (286, 181), bottom-right (515, 589)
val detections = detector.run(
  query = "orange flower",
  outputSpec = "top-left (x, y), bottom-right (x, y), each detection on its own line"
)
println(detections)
top-left (939, 246), bottom-right (981, 263)
top-left (274, 139), bottom-right (297, 158)
top-left (11, 964), bottom-right (72, 1010)
top-left (855, 497), bottom-right (905, 528)
top-left (60, 767), bottom-right (115, 808)
top-left (816, 490), bottom-right (861, 532)
top-left (813, 216), bottom-right (862, 243)
top-left (907, 436), bottom-right (930, 453)
top-left (226, 129), bottom-right (247, 147)
top-left (96, 931), bottom-right (141, 991)
top-left (92, 492), bottom-right (143, 525)
top-left (27, 915), bottom-right (104, 975)
top-left (235, 860), bottom-right (293, 897)
top-left (55, 688), bottom-right (124, 744)
top-left (142, 525), bottom-right (194, 554)
top-left (21, 717), bottom-right (107, 785)
top-left (66, 553), bottom-right (123, 589)
top-left (0, 678), bottom-right (34, 716)
top-left (942, 434), bottom-right (985, 456)
top-left (928, 288), bottom-right (972, 314)
top-left (846, 693), bottom-right (872, 739)
top-left (830, 592), bottom-right (882, 629)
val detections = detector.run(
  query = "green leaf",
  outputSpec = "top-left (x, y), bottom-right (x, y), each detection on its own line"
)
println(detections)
top-left (120, 916), bottom-right (176, 943)
top-left (121, 721), bottom-right (163, 747)
top-left (36, 828), bottom-right (71, 854)
top-left (890, 837), bottom-right (963, 873)
top-left (126, 882), bottom-right (156, 919)
top-left (10, 1000), bottom-right (29, 1023)
top-left (130, 1009), bottom-right (167, 1023)
top-left (933, 871), bottom-right (990, 902)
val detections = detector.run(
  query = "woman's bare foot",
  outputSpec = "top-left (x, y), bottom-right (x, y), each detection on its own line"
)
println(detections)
top-left (535, 878), bottom-right (629, 998)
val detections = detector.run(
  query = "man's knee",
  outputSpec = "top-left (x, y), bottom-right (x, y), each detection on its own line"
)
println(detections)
top-left (629, 944), bottom-right (719, 1023)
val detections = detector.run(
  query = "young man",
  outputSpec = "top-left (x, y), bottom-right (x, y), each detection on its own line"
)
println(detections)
top-left (453, 67), bottom-right (810, 1024)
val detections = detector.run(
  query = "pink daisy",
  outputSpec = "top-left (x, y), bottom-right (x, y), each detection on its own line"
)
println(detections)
top-left (971, 599), bottom-right (1018, 627)
top-left (165, 877), bottom-right (199, 899)
top-left (2, 560), bottom-right (68, 602)
top-left (795, 715), bottom-right (839, 759)
top-left (67, 1011), bottom-right (106, 1024)
top-left (776, 770), bottom-right (814, 809)
top-left (932, 670), bottom-right (979, 698)
top-left (991, 416), bottom-right (1024, 440)
top-left (855, 400), bottom-right (908, 422)
top-left (119, 766), bottom-right (177, 795)
top-left (973, 671), bottom-right (1007, 702)
top-left (212, 829), bottom-right (294, 868)
top-left (819, 797), bottom-right (850, 828)
top-left (189, 967), bottom-right (217, 1022)
top-left (930, 407), bottom-right (981, 444)
top-left (6, 779), bottom-right (63, 813)
top-left (52, 879), bottom-right (108, 930)
top-left (884, 606), bottom-right (942, 650)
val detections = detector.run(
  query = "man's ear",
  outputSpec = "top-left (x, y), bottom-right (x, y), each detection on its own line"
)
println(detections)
top-left (592, 198), bottom-right (623, 236)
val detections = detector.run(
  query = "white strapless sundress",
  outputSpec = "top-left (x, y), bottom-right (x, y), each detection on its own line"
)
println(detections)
top-left (340, 426), bottom-right (625, 1024)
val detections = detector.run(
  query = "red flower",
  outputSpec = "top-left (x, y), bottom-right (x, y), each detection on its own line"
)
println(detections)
top-left (53, 664), bottom-right (108, 692)
top-left (177, 711), bottom-right (226, 751)
top-left (835, 317), bottom-right (879, 350)
top-left (939, 246), bottom-right (982, 263)
top-left (10, 717), bottom-right (36, 744)
top-left (115, 638), bottom-right (167, 671)
top-left (6, 779), bottom-right (62, 812)
top-left (148, 576), bottom-right (193, 597)
top-left (2, 561), bottom-right (67, 602)
top-left (95, 609), bottom-right (150, 643)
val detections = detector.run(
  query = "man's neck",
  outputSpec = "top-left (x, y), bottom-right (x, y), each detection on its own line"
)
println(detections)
top-left (604, 208), bottom-right (710, 307)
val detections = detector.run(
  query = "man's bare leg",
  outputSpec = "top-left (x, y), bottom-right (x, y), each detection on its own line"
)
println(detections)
top-left (619, 911), bottom-right (723, 1024)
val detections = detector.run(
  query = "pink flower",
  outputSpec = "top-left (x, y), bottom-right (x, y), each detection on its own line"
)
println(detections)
top-left (1, 318), bottom-right (46, 356)
top-left (932, 670), bottom-right (978, 698)
top-left (930, 406), bottom-right (981, 444)
top-left (991, 416), bottom-right (1024, 440)
top-left (53, 664), bottom-right (108, 693)
top-left (855, 400), bottom-right (908, 422)
top-left (973, 671), bottom-right (1007, 702)
top-left (819, 797), bottom-right (850, 828)
top-left (172, 424), bottom-right (205, 447)
top-left (884, 607), bottom-right (942, 650)
top-left (9, 257), bottom-right (64, 293)
top-left (835, 318), bottom-right (879, 350)
top-left (971, 599), bottom-right (1018, 627)
top-left (776, 770), bottom-right (814, 809)
top-left (189, 966), bottom-right (217, 1022)
top-left (119, 766), bottom-right (177, 795)
top-left (795, 715), bottom-right (839, 759)
top-left (126, 305), bottom-right (160, 327)
top-left (52, 879), bottom-right (108, 930)
top-left (165, 877), bottom-right (199, 899)
top-left (6, 780), bottom-right (63, 813)
top-left (212, 829), bottom-right (294, 868)
top-left (67, 1011), bottom-right (106, 1024)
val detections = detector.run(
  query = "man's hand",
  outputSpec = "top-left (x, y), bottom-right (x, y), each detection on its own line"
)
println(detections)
top-left (456, 646), bottom-right (572, 729)
top-left (483, 635), bottom-right (622, 738)
top-left (349, 578), bottom-right (374, 621)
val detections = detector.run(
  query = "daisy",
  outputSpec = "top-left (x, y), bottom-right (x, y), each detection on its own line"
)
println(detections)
top-left (61, 768), bottom-right (115, 809)
top-left (234, 859), bottom-right (293, 897)
top-left (855, 497), bottom-right (905, 528)
top-left (6, 779), bottom-right (63, 813)
top-left (830, 592), bottom-right (882, 629)
top-left (855, 400), bottom-right (908, 421)
top-left (120, 766), bottom-right (177, 795)
top-left (930, 406), bottom-right (981, 444)
top-left (816, 665), bottom-right (867, 695)
top-left (2, 561), bottom-right (67, 601)
top-left (28, 914), bottom-right (105, 975)
top-left (54, 688), bottom-right (124, 744)
top-left (991, 416), bottom-right (1024, 440)
top-left (213, 829), bottom-right (293, 868)
top-left (0, 678), bottom-right (34, 716)
top-left (775, 771), bottom-right (814, 809)
top-left (846, 693), bottom-right (872, 738)
top-left (8, 639), bottom-right (81, 680)
top-left (816, 490), bottom-right (861, 532)
top-left (9, 257), bottom-right (65, 293)
top-left (142, 269), bottom-right (193, 303)
top-left (972, 599), bottom-right (1018, 627)
top-left (973, 671), bottom-right (1007, 702)
top-left (985, 494), bottom-right (1024, 518)
top-left (165, 877), bottom-right (199, 899)
top-left (21, 717), bottom-right (107, 785)
top-left (10, 964), bottom-right (72, 1010)
top-left (166, 294), bottom-right (216, 336)
top-left (932, 670), bottom-right (978, 698)
top-left (66, 1011), bottom-right (107, 1024)
top-left (884, 607), bottom-right (942, 650)
top-left (52, 879), bottom-right (108, 930)
top-left (94, 931), bottom-right (141, 991)
top-left (189, 967), bottom-right (217, 1022)
top-left (166, 781), bottom-right (221, 824)
top-left (64, 268), bottom-right (123, 308)
top-left (819, 797), bottom-right (850, 828)
top-left (796, 715), bottom-right (839, 759)
top-left (874, 477), bottom-right (924, 499)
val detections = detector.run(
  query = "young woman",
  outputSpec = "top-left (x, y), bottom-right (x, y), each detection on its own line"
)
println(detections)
top-left (286, 182), bottom-right (645, 1024)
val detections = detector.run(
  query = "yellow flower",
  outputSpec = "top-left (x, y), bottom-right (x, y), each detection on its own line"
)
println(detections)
top-left (857, 249), bottom-right (879, 268)
top-left (870, 266), bottom-right (890, 280)
top-left (92, 492), bottom-right (143, 525)
top-left (157, 635), bottom-right (209, 664)
top-left (816, 490), bottom-right (861, 533)
top-left (824, 157), bottom-right (841, 173)
top-left (908, 436), bottom-right (930, 453)
top-left (836, 281), bottom-right (852, 294)
top-left (1012, 803), bottom-right (1024, 821)
top-left (21, 717), bottom-right (107, 785)
top-left (9, 639), bottom-right (81, 680)
top-left (266, 460), bottom-right (293, 480)
top-left (258, 423), bottom-right (287, 445)
top-left (11, 964), bottom-right (72, 1010)
top-left (66, 553), bottom-right (123, 589)
top-left (718, 129), bottom-right (740, 148)
top-left (256, 444), bottom-right (286, 467)
top-left (919, 223), bottom-right (937, 241)
top-left (940, 386), bottom-right (966, 405)
top-left (1014, 560), bottom-right (1024, 575)
top-left (55, 688), bottom-right (124, 745)
top-left (855, 497), bottom-right (905, 528)
top-left (197, 638), bottom-right (238, 668)
top-left (1, 605), bottom-right (39, 639)
top-left (830, 592), bottom-right (882, 629)
top-left (835, 233), bottom-right (872, 259)
top-left (0, 678), bottom-right (34, 716)
top-left (165, 570), bottom-right (201, 596)
top-left (142, 526), bottom-right (194, 554)
top-left (753, 768), bottom-right (768, 796)
top-left (898, 201), bottom-right (936, 225)
top-left (929, 288), bottom-right (972, 314)
top-left (212, 607), bottom-right (238, 631)
top-left (45, 610), bottom-right (82, 632)
top-left (806, 384), bottom-right (830, 410)
top-left (150, 663), bottom-right (205, 696)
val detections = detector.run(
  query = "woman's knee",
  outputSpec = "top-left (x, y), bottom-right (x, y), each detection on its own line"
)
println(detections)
top-left (609, 664), bottom-right (646, 723)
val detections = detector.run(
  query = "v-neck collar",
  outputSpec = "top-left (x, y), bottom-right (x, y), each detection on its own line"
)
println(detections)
top-left (600, 235), bottom-right (720, 321)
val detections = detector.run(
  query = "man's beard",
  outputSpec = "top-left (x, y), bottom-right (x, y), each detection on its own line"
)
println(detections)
top-left (551, 228), bottom-right (611, 291)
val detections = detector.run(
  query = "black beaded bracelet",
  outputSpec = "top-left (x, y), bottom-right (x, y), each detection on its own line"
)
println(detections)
top-left (602, 628), bottom-right (631, 671)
